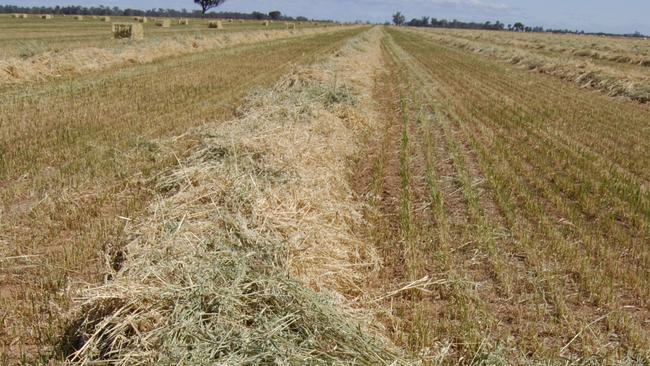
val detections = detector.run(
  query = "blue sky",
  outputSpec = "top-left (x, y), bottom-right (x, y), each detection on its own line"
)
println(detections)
top-left (6, 0), bottom-right (649, 34)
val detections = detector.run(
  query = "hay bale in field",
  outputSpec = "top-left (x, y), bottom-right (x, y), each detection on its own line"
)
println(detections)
top-left (262, 20), bottom-right (270, 26)
top-left (228, 19), bottom-right (233, 23)
top-left (41, 14), bottom-right (53, 19)
top-left (101, 16), bottom-right (111, 22)
top-left (17, 14), bottom-right (29, 19)
top-left (137, 17), bottom-right (148, 23)
top-left (74, 15), bottom-right (84, 20)
top-left (208, 20), bottom-right (223, 29)
top-left (155, 19), bottom-right (171, 28)
top-left (178, 18), bottom-right (189, 25)
top-left (112, 22), bottom-right (144, 41)
top-left (239, 19), bottom-right (244, 23)
top-left (287, 23), bottom-right (296, 30)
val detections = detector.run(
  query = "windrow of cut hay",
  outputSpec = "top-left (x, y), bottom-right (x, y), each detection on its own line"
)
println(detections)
top-left (407, 28), bottom-right (650, 103)
top-left (0, 26), bottom-right (358, 85)
top-left (62, 28), bottom-right (407, 365)
top-left (432, 29), bottom-right (650, 69)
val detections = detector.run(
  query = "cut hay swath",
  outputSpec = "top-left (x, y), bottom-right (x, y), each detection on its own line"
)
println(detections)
top-left (63, 28), bottom-right (407, 365)
top-left (407, 28), bottom-right (650, 103)
top-left (0, 26), bottom-right (353, 85)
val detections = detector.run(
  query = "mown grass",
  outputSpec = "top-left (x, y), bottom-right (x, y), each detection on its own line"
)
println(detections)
top-left (372, 27), bottom-right (650, 364)
top-left (0, 14), bottom-right (329, 58)
top-left (0, 27), bottom-right (365, 363)
top-left (426, 28), bottom-right (650, 69)
top-left (407, 27), bottom-right (650, 103)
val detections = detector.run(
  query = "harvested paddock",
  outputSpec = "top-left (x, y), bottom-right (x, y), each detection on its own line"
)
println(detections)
top-left (0, 25), bottom-right (357, 84)
top-left (0, 16), bottom-right (332, 59)
top-left (406, 28), bottom-right (650, 103)
top-left (363, 27), bottom-right (650, 364)
top-left (3, 18), bottom-right (648, 366)
top-left (0, 27), bottom-right (368, 363)
top-left (64, 30), bottom-right (406, 364)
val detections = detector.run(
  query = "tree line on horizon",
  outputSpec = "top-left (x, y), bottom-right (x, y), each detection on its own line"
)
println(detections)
top-left (0, 4), bottom-right (320, 22)
top-left (391, 11), bottom-right (647, 38)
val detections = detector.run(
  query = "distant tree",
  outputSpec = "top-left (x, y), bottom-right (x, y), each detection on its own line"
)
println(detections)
top-left (194, 0), bottom-right (226, 15)
top-left (268, 10), bottom-right (282, 20)
top-left (252, 11), bottom-right (265, 20)
top-left (392, 11), bottom-right (405, 26)
top-left (421, 16), bottom-right (430, 26)
top-left (513, 22), bottom-right (525, 32)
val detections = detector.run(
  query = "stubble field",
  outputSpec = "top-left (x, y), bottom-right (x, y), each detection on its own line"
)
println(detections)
top-left (0, 15), bottom-right (648, 365)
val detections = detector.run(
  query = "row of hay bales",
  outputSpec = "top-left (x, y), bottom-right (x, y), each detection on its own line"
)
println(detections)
top-left (10, 15), bottom-right (299, 28)
top-left (12, 14), bottom-right (110, 20)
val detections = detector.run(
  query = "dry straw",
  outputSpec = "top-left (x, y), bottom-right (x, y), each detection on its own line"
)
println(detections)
top-left (0, 26), bottom-right (356, 84)
top-left (411, 28), bottom-right (650, 103)
top-left (62, 28), bottom-right (407, 365)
